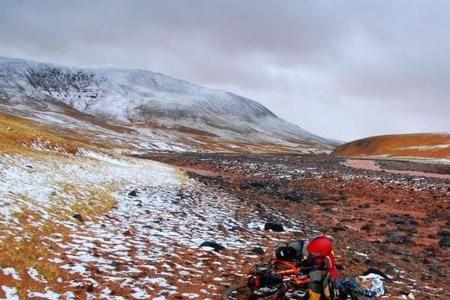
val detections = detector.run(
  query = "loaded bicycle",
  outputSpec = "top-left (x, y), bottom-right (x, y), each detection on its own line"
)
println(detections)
top-left (221, 237), bottom-right (385, 300)
top-left (221, 258), bottom-right (313, 300)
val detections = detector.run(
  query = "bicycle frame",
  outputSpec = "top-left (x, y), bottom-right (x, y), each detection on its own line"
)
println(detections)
top-left (270, 259), bottom-right (311, 286)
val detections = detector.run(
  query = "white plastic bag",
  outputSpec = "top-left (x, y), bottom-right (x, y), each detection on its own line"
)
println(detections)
top-left (357, 273), bottom-right (385, 297)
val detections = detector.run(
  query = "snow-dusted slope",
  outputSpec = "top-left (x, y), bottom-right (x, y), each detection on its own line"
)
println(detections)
top-left (0, 116), bottom-right (311, 298)
top-left (0, 56), bottom-right (335, 152)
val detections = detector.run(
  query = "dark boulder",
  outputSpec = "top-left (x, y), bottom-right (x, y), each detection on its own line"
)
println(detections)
top-left (437, 229), bottom-right (450, 237)
top-left (387, 233), bottom-right (408, 244)
top-left (128, 189), bottom-right (138, 197)
top-left (439, 236), bottom-right (450, 248)
top-left (111, 260), bottom-right (121, 270)
top-left (240, 180), bottom-right (266, 190)
top-left (284, 190), bottom-right (304, 201)
top-left (72, 214), bottom-right (84, 223)
top-left (361, 224), bottom-right (372, 231)
top-left (397, 224), bottom-right (418, 234)
top-left (251, 247), bottom-right (265, 255)
top-left (332, 225), bottom-right (346, 232)
top-left (358, 203), bottom-right (371, 209)
top-left (200, 241), bottom-right (225, 252)
top-left (264, 222), bottom-right (284, 232)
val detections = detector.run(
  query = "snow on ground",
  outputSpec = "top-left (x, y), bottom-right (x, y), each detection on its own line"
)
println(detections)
top-left (0, 149), bottom-right (311, 298)
top-left (42, 172), bottom-right (310, 298)
top-left (0, 151), bottom-right (177, 221)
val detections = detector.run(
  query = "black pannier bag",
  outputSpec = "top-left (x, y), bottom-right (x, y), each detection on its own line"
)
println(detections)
top-left (275, 240), bottom-right (306, 261)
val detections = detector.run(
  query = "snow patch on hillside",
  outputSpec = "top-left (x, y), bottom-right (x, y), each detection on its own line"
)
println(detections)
top-left (0, 151), bottom-right (178, 220)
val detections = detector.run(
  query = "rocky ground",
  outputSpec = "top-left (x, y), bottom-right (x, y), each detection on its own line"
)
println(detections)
top-left (0, 150), bottom-right (317, 299)
top-left (1, 142), bottom-right (448, 299)
top-left (141, 153), bottom-right (450, 299)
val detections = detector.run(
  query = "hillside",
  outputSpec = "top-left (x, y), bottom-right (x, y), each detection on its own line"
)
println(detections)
top-left (0, 56), bottom-right (336, 153)
top-left (333, 133), bottom-right (450, 161)
top-left (0, 111), bottom-right (314, 299)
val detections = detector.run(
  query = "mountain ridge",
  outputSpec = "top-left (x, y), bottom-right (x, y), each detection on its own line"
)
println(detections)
top-left (0, 56), bottom-right (336, 153)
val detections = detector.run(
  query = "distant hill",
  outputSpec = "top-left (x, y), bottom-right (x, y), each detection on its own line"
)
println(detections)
top-left (0, 56), bottom-right (337, 153)
top-left (333, 133), bottom-right (450, 160)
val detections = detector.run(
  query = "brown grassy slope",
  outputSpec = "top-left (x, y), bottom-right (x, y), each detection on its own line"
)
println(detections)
top-left (333, 133), bottom-right (450, 159)
top-left (0, 111), bottom-right (83, 154)
top-left (0, 111), bottom-right (120, 297)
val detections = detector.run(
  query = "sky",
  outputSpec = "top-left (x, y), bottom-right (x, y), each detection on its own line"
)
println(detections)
top-left (1, 0), bottom-right (449, 141)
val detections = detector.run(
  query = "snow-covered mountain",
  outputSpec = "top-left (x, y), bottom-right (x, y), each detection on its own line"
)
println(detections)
top-left (0, 57), bottom-right (336, 153)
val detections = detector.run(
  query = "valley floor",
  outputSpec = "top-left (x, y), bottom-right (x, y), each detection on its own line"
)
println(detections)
top-left (143, 153), bottom-right (450, 300)
top-left (1, 134), bottom-right (449, 299)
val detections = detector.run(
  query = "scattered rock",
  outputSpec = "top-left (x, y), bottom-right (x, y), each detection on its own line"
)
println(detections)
top-left (72, 214), bottom-right (84, 223)
top-left (251, 247), bottom-right (265, 255)
top-left (428, 265), bottom-right (446, 276)
top-left (128, 189), bottom-right (138, 197)
top-left (361, 224), bottom-right (372, 231)
top-left (421, 273), bottom-right (432, 281)
top-left (438, 236), bottom-right (450, 248)
top-left (437, 229), bottom-right (450, 237)
top-left (332, 225), bottom-right (345, 232)
top-left (111, 261), bottom-right (120, 269)
top-left (240, 180), bottom-right (267, 190)
top-left (387, 233), bottom-right (408, 244)
top-left (318, 201), bottom-right (335, 207)
top-left (264, 222), bottom-right (284, 232)
top-left (230, 225), bottom-right (241, 231)
top-left (396, 224), bottom-right (418, 234)
top-left (200, 241), bottom-right (225, 252)
top-left (284, 190), bottom-right (304, 201)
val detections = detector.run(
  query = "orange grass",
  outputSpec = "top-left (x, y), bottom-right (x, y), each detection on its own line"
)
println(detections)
top-left (0, 185), bottom-right (118, 297)
top-left (334, 133), bottom-right (450, 159)
top-left (0, 111), bottom-right (82, 154)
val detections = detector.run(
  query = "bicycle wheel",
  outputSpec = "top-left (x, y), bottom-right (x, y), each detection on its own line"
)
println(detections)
top-left (221, 284), bottom-right (282, 300)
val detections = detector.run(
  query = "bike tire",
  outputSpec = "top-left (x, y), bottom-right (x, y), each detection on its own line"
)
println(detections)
top-left (221, 284), bottom-right (281, 300)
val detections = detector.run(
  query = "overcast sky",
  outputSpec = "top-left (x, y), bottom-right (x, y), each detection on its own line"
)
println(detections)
top-left (1, 0), bottom-right (449, 141)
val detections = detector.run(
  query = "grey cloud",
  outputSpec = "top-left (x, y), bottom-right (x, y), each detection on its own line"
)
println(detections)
top-left (0, 0), bottom-right (449, 140)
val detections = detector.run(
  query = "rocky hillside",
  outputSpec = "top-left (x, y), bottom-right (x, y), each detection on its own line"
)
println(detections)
top-left (0, 56), bottom-right (336, 153)
top-left (333, 133), bottom-right (450, 161)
